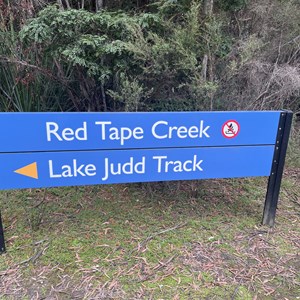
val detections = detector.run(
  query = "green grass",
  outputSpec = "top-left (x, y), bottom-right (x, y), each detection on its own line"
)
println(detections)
top-left (0, 128), bottom-right (299, 299)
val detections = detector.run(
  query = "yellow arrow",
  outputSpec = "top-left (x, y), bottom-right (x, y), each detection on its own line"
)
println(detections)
top-left (14, 162), bottom-right (38, 179)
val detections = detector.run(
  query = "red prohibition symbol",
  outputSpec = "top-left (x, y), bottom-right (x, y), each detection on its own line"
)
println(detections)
top-left (222, 120), bottom-right (240, 138)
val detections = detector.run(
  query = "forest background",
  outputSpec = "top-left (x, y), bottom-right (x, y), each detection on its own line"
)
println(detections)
top-left (0, 0), bottom-right (299, 113)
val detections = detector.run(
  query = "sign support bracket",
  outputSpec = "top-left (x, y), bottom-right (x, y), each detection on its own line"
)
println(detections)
top-left (0, 211), bottom-right (5, 254)
top-left (262, 111), bottom-right (293, 227)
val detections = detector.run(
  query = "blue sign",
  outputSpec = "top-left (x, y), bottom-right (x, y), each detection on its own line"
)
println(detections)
top-left (0, 111), bottom-right (280, 152)
top-left (0, 146), bottom-right (274, 190)
top-left (0, 111), bottom-right (282, 190)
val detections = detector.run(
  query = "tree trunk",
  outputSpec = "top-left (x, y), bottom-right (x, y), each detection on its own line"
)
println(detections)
top-left (201, 54), bottom-right (208, 81)
top-left (203, 0), bottom-right (215, 110)
top-left (96, 0), bottom-right (104, 11)
top-left (201, 0), bottom-right (214, 82)
top-left (57, 0), bottom-right (64, 10)
top-left (203, 0), bottom-right (213, 17)
top-left (65, 0), bottom-right (71, 9)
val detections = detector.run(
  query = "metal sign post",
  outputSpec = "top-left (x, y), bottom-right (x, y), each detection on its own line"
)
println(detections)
top-left (0, 211), bottom-right (5, 253)
top-left (262, 111), bottom-right (293, 226)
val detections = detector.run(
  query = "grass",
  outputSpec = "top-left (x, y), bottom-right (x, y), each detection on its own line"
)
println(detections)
top-left (0, 126), bottom-right (299, 299)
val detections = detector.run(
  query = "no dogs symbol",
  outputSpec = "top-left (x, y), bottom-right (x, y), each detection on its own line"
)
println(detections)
top-left (222, 120), bottom-right (240, 138)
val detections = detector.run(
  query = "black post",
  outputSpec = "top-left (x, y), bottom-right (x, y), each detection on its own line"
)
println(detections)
top-left (0, 211), bottom-right (5, 253)
top-left (262, 111), bottom-right (293, 226)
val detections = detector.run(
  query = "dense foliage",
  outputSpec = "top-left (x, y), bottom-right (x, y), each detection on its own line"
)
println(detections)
top-left (0, 0), bottom-right (299, 112)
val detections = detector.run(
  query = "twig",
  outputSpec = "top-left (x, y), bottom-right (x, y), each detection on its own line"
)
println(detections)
top-left (133, 222), bottom-right (187, 252)
top-left (153, 255), bottom-right (176, 271)
top-left (0, 268), bottom-right (19, 276)
top-left (139, 255), bottom-right (176, 282)
top-left (17, 243), bottom-right (49, 266)
top-left (231, 285), bottom-right (240, 300)
top-left (0, 56), bottom-right (53, 77)
top-left (282, 189), bottom-right (300, 207)
top-left (34, 239), bottom-right (49, 246)
top-left (32, 188), bottom-right (47, 208)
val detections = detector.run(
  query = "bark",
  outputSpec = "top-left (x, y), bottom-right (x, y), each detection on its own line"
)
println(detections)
top-left (101, 83), bottom-right (107, 112)
top-left (202, 0), bottom-right (214, 82)
top-left (201, 54), bottom-right (208, 81)
top-left (96, 0), bottom-right (104, 11)
top-left (203, 0), bottom-right (213, 17)
top-left (64, 0), bottom-right (71, 9)
top-left (57, 0), bottom-right (64, 10)
top-left (203, 0), bottom-right (215, 110)
top-left (208, 51), bottom-right (214, 82)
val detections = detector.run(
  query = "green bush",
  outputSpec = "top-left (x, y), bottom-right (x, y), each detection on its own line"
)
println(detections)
top-left (19, 3), bottom-right (225, 112)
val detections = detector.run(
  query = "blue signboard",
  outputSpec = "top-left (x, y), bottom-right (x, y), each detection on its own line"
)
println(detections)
top-left (0, 146), bottom-right (274, 190)
top-left (0, 111), bottom-right (280, 152)
top-left (0, 111), bottom-right (283, 190)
